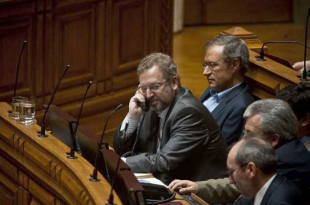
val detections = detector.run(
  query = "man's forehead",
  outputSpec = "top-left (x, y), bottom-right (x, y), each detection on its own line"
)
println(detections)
top-left (139, 66), bottom-right (164, 81)
top-left (206, 44), bottom-right (224, 52)
top-left (227, 140), bottom-right (242, 166)
top-left (244, 114), bottom-right (262, 132)
top-left (205, 45), bottom-right (225, 61)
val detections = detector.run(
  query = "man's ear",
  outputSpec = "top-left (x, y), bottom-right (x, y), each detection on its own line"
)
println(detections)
top-left (247, 162), bottom-right (256, 179)
top-left (301, 113), bottom-right (310, 127)
top-left (269, 134), bottom-right (280, 148)
top-left (172, 75), bottom-right (179, 90)
top-left (231, 58), bottom-right (241, 73)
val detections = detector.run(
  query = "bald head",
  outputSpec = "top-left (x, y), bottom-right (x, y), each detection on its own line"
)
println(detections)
top-left (227, 138), bottom-right (278, 199)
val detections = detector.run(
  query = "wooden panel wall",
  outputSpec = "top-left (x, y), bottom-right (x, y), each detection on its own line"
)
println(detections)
top-left (184, 0), bottom-right (292, 25)
top-left (0, 0), bottom-right (173, 139)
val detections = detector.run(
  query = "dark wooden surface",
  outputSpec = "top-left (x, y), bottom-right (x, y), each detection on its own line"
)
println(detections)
top-left (0, 102), bottom-right (120, 205)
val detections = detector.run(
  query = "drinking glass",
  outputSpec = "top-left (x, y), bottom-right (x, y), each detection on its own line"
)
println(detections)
top-left (10, 96), bottom-right (28, 120)
top-left (17, 100), bottom-right (37, 125)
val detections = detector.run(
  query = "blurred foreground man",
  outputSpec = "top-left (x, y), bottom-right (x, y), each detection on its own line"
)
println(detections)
top-left (229, 137), bottom-right (303, 205)
top-left (114, 52), bottom-right (228, 184)
top-left (169, 99), bottom-right (310, 204)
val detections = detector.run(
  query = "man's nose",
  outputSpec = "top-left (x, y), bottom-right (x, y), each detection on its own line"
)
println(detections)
top-left (203, 67), bottom-right (212, 76)
top-left (145, 89), bottom-right (154, 98)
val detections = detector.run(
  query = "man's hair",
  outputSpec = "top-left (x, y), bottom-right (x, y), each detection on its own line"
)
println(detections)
top-left (235, 138), bottom-right (277, 175)
top-left (137, 52), bottom-right (179, 84)
top-left (204, 35), bottom-right (249, 74)
top-left (243, 99), bottom-right (298, 142)
top-left (276, 83), bottom-right (310, 120)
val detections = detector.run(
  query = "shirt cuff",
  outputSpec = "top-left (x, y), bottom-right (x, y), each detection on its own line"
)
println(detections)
top-left (120, 114), bottom-right (139, 136)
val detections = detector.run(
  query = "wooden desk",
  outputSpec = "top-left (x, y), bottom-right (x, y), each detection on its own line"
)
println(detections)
top-left (0, 102), bottom-right (121, 205)
top-left (0, 102), bottom-right (203, 205)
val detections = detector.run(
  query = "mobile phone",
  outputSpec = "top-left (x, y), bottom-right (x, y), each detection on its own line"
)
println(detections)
top-left (139, 99), bottom-right (149, 112)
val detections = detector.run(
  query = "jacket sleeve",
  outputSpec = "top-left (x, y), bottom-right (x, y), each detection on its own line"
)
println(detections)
top-left (196, 177), bottom-right (240, 204)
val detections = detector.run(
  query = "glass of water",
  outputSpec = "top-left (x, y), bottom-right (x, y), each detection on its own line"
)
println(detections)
top-left (17, 100), bottom-right (37, 125)
top-left (10, 96), bottom-right (28, 120)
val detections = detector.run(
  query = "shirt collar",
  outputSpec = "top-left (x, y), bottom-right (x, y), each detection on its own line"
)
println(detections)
top-left (209, 82), bottom-right (243, 102)
top-left (254, 174), bottom-right (277, 205)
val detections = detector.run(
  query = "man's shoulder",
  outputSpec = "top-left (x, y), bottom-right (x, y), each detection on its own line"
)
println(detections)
top-left (276, 140), bottom-right (310, 158)
top-left (272, 174), bottom-right (300, 191)
top-left (178, 87), bottom-right (207, 107)
top-left (225, 82), bottom-right (254, 105)
top-left (265, 175), bottom-right (303, 204)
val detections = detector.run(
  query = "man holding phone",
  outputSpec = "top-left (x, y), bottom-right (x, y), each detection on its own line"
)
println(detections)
top-left (113, 52), bottom-right (228, 184)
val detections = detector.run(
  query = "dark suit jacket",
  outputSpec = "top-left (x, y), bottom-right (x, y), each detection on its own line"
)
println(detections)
top-left (276, 140), bottom-right (310, 204)
top-left (114, 87), bottom-right (228, 184)
top-left (195, 140), bottom-right (310, 204)
top-left (200, 82), bottom-right (254, 149)
top-left (235, 175), bottom-right (304, 205)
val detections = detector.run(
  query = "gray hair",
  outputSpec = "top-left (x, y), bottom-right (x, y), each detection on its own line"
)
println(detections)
top-left (235, 138), bottom-right (277, 175)
top-left (243, 99), bottom-right (298, 142)
top-left (137, 52), bottom-right (179, 84)
top-left (204, 35), bottom-right (249, 74)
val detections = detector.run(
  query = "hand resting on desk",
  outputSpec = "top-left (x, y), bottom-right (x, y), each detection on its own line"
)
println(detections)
top-left (168, 180), bottom-right (198, 194)
top-left (292, 60), bottom-right (310, 72)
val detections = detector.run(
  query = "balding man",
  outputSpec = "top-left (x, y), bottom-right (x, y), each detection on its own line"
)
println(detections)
top-left (229, 137), bottom-right (303, 205)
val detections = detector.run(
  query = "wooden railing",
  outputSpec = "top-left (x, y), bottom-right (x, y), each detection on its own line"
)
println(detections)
top-left (0, 102), bottom-right (122, 205)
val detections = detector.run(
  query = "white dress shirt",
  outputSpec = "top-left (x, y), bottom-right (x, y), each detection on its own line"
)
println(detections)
top-left (254, 174), bottom-right (277, 205)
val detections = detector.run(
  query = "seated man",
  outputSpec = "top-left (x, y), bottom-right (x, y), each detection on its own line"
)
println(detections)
top-left (169, 99), bottom-right (310, 204)
top-left (113, 52), bottom-right (228, 184)
top-left (200, 35), bottom-right (254, 149)
top-left (229, 137), bottom-right (303, 205)
top-left (276, 82), bottom-right (310, 149)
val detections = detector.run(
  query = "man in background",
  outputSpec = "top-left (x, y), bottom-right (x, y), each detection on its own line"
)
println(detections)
top-left (200, 35), bottom-right (253, 149)
top-left (114, 52), bottom-right (228, 184)
top-left (276, 82), bottom-right (310, 150)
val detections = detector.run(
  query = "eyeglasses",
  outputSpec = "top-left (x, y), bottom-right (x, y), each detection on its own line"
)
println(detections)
top-left (227, 163), bottom-right (248, 177)
top-left (202, 61), bottom-right (219, 71)
top-left (138, 80), bottom-right (168, 94)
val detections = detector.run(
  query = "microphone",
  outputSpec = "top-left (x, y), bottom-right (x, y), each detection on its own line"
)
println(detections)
top-left (106, 154), bottom-right (121, 205)
top-left (301, 7), bottom-right (310, 81)
top-left (67, 81), bottom-right (92, 159)
top-left (89, 103), bottom-right (123, 182)
top-left (13, 40), bottom-right (27, 97)
top-left (37, 65), bottom-right (70, 137)
top-left (257, 40), bottom-right (310, 62)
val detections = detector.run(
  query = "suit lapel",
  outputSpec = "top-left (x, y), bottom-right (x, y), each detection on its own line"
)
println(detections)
top-left (211, 82), bottom-right (247, 118)
top-left (200, 87), bottom-right (211, 102)
top-left (160, 87), bottom-right (186, 147)
top-left (261, 175), bottom-right (282, 205)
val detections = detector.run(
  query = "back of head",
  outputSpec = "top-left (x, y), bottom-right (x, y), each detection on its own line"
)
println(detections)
top-left (235, 138), bottom-right (277, 175)
top-left (276, 83), bottom-right (310, 120)
top-left (137, 52), bottom-right (179, 83)
top-left (204, 35), bottom-right (249, 74)
top-left (243, 99), bottom-right (298, 143)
